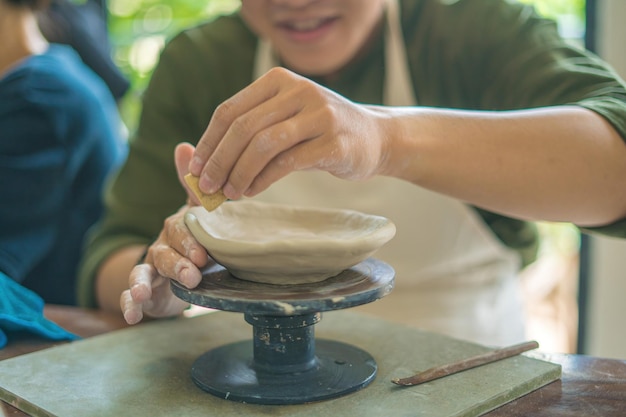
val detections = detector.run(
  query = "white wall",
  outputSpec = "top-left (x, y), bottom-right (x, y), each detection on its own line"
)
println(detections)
top-left (583, 0), bottom-right (626, 360)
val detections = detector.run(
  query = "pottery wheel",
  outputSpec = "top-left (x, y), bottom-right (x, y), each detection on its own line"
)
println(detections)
top-left (171, 258), bottom-right (395, 405)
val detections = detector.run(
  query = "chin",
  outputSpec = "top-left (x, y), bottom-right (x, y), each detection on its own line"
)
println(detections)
top-left (283, 55), bottom-right (344, 78)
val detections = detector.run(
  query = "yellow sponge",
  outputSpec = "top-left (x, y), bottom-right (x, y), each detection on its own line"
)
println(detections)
top-left (184, 173), bottom-right (227, 212)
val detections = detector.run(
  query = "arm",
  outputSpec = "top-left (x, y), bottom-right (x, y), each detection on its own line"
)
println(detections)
top-left (379, 105), bottom-right (626, 227)
top-left (190, 68), bottom-right (626, 228)
top-left (95, 244), bottom-right (144, 313)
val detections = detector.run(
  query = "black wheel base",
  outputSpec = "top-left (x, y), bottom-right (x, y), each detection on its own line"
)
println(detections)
top-left (191, 339), bottom-right (377, 405)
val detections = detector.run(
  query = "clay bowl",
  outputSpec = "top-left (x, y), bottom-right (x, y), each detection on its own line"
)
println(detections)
top-left (184, 200), bottom-right (396, 285)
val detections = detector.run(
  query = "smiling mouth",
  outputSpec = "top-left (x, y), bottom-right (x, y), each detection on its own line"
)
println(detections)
top-left (279, 16), bottom-right (338, 33)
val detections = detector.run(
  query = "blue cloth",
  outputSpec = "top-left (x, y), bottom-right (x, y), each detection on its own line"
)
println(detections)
top-left (0, 272), bottom-right (79, 348)
top-left (0, 44), bottom-right (127, 305)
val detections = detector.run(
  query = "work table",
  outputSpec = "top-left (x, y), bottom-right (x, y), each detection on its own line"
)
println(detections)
top-left (1, 305), bottom-right (625, 417)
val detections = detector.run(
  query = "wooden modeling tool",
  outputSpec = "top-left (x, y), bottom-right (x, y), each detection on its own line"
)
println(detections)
top-left (392, 340), bottom-right (540, 386)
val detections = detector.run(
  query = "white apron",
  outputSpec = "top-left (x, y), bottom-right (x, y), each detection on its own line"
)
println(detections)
top-left (251, 0), bottom-right (524, 346)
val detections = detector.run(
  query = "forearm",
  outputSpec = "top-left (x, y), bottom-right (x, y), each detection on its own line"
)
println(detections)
top-left (380, 105), bottom-right (626, 226)
top-left (95, 245), bottom-right (145, 313)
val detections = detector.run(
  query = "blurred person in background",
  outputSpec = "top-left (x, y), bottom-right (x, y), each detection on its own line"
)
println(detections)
top-left (0, 0), bottom-right (127, 310)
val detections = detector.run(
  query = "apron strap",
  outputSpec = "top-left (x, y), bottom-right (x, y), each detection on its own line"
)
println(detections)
top-left (383, 0), bottom-right (418, 106)
top-left (253, 37), bottom-right (274, 81)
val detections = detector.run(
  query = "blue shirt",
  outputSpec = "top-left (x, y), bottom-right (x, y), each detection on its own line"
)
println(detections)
top-left (0, 44), bottom-right (127, 305)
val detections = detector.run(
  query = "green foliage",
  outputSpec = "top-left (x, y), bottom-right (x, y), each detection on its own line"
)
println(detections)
top-left (518, 0), bottom-right (585, 18)
top-left (107, 0), bottom-right (240, 131)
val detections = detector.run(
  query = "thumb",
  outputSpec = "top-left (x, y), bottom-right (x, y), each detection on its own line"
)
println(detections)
top-left (174, 142), bottom-right (201, 206)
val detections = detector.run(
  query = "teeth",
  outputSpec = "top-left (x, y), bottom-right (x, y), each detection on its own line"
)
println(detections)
top-left (289, 19), bottom-right (325, 31)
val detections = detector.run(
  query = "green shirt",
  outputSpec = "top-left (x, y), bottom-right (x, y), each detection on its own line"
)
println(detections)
top-left (78, 0), bottom-right (626, 307)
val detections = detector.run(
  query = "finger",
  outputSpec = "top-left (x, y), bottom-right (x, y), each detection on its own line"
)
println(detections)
top-left (245, 133), bottom-right (337, 196)
top-left (189, 70), bottom-right (284, 179)
top-left (174, 143), bottom-right (201, 206)
top-left (123, 261), bottom-right (160, 324)
top-left (223, 110), bottom-right (322, 198)
top-left (202, 98), bottom-right (305, 197)
top-left (151, 240), bottom-right (203, 289)
top-left (128, 263), bottom-right (155, 303)
top-left (121, 289), bottom-right (144, 325)
top-left (231, 103), bottom-right (333, 196)
top-left (162, 210), bottom-right (209, 269)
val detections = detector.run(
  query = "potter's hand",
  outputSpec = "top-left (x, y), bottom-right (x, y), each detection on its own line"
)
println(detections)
top-left (120, 144), bottom-right (209, 324)
top-left (189, 67), bottom-right (390, 199)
